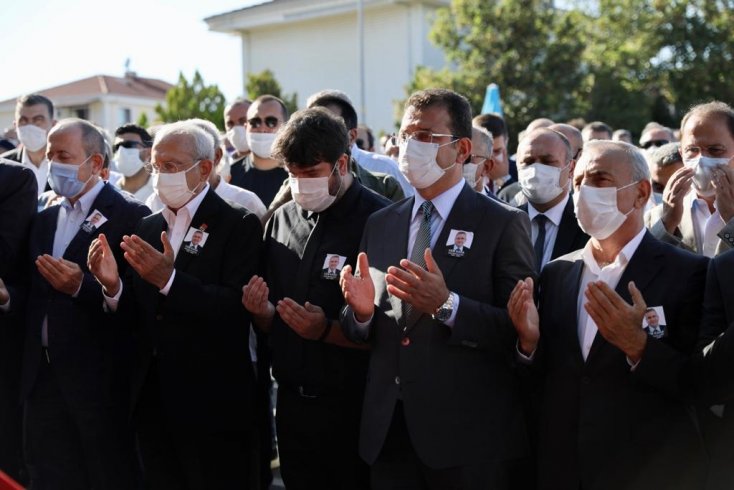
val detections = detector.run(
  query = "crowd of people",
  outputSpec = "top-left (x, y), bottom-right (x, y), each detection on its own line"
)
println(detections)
top-left (0, 86), bottom-right (733, 490)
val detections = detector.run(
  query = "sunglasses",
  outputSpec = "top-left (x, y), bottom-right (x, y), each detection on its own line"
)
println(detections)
top-left (642, 139), bottom-right (669, 149)
top-left (247, 116), bottom-right (280, 129)
top-left (113, 140), bottom-right (149, 152)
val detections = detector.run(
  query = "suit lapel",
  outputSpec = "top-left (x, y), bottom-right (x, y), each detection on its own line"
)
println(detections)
top-left (40, 207), bottom-right (60, 256)
top-left (63, 184), bottom-right (115, 261)
top-left (174, 189), bottom-right (220, 272)
top-left (386, 198), bottom-right (413, 327)
top-left (431, 185), bottom-right (477, 285)
top-left (554, 254), bottom-right (586, 366)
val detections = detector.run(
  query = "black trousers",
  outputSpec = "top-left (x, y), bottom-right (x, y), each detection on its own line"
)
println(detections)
top-left (135, 364), bottom-right (255, 490)
top-left (276, 385), bottom-right (369, 490)
top-left (23, 356), bottom-right (138, 490)
top-left (371, 402), bottom-right (509, 490)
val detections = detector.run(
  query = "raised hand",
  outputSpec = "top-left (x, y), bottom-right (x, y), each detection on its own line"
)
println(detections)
top-left (584, 280), bottom-right (647, 363)
top-left (340, 252), bottom-right (375, 322)
top-left (385, 248), bottom-right (449, 315)
top-left (713, 162), bottom-right (734, 222)
top-left (508, 278), bottom-right (539, 356)
top-left (661, 166), bottom-right (693, 234)
top-left (88, 233), bottom-right (120, 295)
top-left (276, 298), bottom-right (327, 340)
top-left (36, 255), bottom-right (84, 295)
top-left (242, 275), bottom-right (275, 319)
top-left (121, 231), bottom-right (174, 289)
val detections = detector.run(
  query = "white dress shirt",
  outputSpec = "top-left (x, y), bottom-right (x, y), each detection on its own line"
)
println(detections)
top-left (577, 227), bottom-right (646, 360)
top-left (22, 148), bottom-right (49, 197)
top-left (116, 176), bottom-right (154, 203)
top-left (528, 194), bottom-right (569, 270)
top-left (43, 180), bottom-right (106, 346)
top-left (690, 196), bottom-right (726, 258)
top-left (213, 180), bottom-right (266, 219)
top-left (104, 184), bottom-right (210, 310)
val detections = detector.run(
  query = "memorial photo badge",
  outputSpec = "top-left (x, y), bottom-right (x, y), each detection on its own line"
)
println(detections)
top-left (81, 210), bottom-right (108, 233)
top-left (642, 306), bottom-right (667, 339)
top-left (446, 229), bottom-right (474, 258)
top-left (321, 254), bottom-right (347, 280)
top-left (183, 226), bottom-right (209, 256)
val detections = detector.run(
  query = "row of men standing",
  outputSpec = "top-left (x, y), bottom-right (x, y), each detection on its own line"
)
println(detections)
top-left (2, 85), bottom-right (734, 490)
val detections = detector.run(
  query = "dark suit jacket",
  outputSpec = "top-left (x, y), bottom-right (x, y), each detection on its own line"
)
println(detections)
top-left (520, 196), bottom-right (589, 261)
top-left (342, 183), bottom-right (536, 469)
top-left (533, 232), bottom-right (709, 490)
top-left (116, 189), bottom-right (262, 433)
top-left (0, 148), bottom-right (51, 193)
top-left (20, 183), bottom-right (150, 407)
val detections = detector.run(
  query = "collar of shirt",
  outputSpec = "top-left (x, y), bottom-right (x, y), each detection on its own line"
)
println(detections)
top-left (528, 193), bottom-right (569, 227)
top-left (61, 179), bottom-right (105, 215)
top-left (581, 226), bottom-right (647, 277)
top-left (412, 178), bottom-right (465, 223)
top-left (160, 183), bottom-right (210, 230)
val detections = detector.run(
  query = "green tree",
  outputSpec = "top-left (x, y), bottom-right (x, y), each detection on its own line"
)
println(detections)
top-left (155, 70), bottom-right (226, 129)
top-left (136, 111), bottom-right (149, 128)
top-left (245, 69), bottom-right (299, 116)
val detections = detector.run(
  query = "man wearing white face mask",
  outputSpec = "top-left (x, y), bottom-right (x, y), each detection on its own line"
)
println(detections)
top-left (340, 89), bottom-right (535, 489)
top-left (646, 101), bottom-right (734, 257)
top-left (229, 94), bottom-right (289, 207)
top-left (241, 107), bottom-right (389, 489)
top-left (89, 121), bottom-right (263, 488)
top-left (1, 94), bottom-right (56, 196)
top-left (463, 127), bottom-right (494, 192)
top-left (509, 140), bottom-right (709, 490)
top-left (224, 98), bottom-right (251, 160)
top-left (112, 123), bottom-right (153, 202)
top-left (16, 118), bottom-right (150, 488)
top-left (516, 128), bottom-right (588, 271)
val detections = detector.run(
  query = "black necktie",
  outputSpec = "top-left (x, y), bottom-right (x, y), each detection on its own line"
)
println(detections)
top-left (534, 214), bottom-right (548, 272)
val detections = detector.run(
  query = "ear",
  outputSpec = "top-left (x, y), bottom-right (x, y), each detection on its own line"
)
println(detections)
top-left (214, 147), bottom-right (223, 167)
top-left (338, 154), bottom-right (350, 176)
top-left (348, 128), bottom-right (358, 147)
top-left (636, 179), bottom-right (652, 208)
top-left (455, 137), bottom-right (472, 164)
top-left (90, 153), bottom-right (105, 173)
top-left (199, 159), bottom-right (213, 180)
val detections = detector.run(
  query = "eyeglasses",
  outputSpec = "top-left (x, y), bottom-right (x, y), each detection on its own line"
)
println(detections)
top-left (144, 160), bottom-right (199, 174)
top-left (642, 139), bottom-right (670, 149)
top-left (247, 116), bottom-right (280, 129)
top-left (397, 130), bottom-right (458, 145)
top-left (470, 154), bottom-right (489, 164)
top-left (113, 140), bottom-right (149, 152)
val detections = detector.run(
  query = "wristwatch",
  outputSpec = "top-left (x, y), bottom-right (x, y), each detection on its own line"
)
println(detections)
top-left (433, 292), bottom-right (455, 323)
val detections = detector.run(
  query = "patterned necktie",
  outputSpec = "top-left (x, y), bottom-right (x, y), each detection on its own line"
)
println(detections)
top-left (403, 201), bottom-right (435, 327)
top-left (533, 214), bottom-right (548, 272)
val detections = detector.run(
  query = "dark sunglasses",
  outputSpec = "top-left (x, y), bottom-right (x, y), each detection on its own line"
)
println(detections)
top-left (247, 116), bottom-right (280, 129)
top-left (642, 139), bottom-right (669, 149)
top-left (113, 140), bottom-right (149, 152)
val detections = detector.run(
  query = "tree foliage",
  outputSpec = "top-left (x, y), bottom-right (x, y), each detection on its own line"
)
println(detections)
top-left (409, 0), bottom-right (734, 144)
top-left (155, 70), bottom-right (226, 130)
top-left (245, 69), bottom-right (299, 116)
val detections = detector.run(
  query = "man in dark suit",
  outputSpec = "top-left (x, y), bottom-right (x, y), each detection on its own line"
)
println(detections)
top-left (0, 159), bottom-right (37, 483)
top-left (89, 120), bottom-right (262, 489)
top-left (340, 89), bottom-right (536, 488)
top-left (516, 128), bottom-right (589, 271)
top-left (509, 140), bottom-right (709, 490)
top-left (11, 119), bottom-right (149, 488)
top-left (1, 94), bottom-right (56, 196)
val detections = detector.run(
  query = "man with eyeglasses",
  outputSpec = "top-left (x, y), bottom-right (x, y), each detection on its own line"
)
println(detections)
top-left (89, 120), bottom-right (263, 488)
top-left (230, 94), bottom-right (289, 207)
top-left (113, 123), bottom-right (154, 202)
top-left (515, 128), bottom-right (589, 272)
top-left (11, 118), bottom-right (150, 488)
top-left (639, 124), bottom-right (675, 150)
top-left (472, 113), bottom-right (519, 201)
top-left (340, 89), bottom-right (535, 488)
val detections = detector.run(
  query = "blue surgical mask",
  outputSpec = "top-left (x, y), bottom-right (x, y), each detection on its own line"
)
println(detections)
top-left (48, 157), bottom-right (94, 198)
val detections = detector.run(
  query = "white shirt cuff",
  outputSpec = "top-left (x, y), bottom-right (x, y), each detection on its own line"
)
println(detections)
top-left (159, 270), bottom-right (176, 296)
top-left (441, 292), bottom-right (460, 328)
top-left (71, 278), bottom-right (84, 298)
top-left (516, 340), bottom-right (536, 364)
top-left (102, 279), bottom-right (124, 312)
top-left (352, 311), bottom-right (373, 340)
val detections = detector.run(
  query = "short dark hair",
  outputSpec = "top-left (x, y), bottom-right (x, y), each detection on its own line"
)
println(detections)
top-left (272, 107), bottom-right (349, 168)
top-left (50, 118), bottom-right (106, 158)
top-left (681, 101), bottom-right (734, 139)
top-left (405, 89), bottom-right (472, 140)
top-left (115, 123), bottom-right (152, 146)
top-left (473, 113), bottom-right (508, 140)
top-left (307, 94), bottom-right (358, 130)
top-left (253, 95), bottom-right (289, 121)
top-left (358, 124), bottom-right (374, 149)
top-left (645, 307), bottom-right (657, 314)
top-left (582, 121), bottom-right (613, 139)
top-left (16, 94), bottom-right (54, 119)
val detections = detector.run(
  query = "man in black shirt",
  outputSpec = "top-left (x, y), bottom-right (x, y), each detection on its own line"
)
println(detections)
top-left (242, 107), bottom-right (389, 489)
top-left (229, 95), bottom-right (289, 207)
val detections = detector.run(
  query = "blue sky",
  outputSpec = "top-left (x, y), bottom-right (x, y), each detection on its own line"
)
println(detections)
top-left (0, 0), bottom-right (264, 102)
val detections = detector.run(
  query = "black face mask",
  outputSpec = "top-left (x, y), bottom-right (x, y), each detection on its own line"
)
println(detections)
top-left (652, 181), bottom-right (665, 194)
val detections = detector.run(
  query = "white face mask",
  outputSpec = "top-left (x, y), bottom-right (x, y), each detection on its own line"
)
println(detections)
top-left (398, 138), bottom-right (456, 190)
top-left (227, 126), bottom-right (249, 153)
top-left (246, 132), bottom-right (276, 159)
top-left (519, 162), bottom-right (569, 204)
top-left (685, 155), bottom-right (730, 198)
top-left (152, 161), bottom-right (202, 209)
top-left (573, 181), bottom-right (639, 240)
top-left (290, 163), bottom-right (341, 213)
top-left (17, 124), bottom-right (48, 152)
top-left (115, 148), bottom-right (145, 177)
top-left (462, 162), bottom-right (480, 189)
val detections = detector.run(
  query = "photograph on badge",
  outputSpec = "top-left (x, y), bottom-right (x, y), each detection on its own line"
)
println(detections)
top-left (642, 306), bottom-right (667, 339)
top-left (446, 229), bottom-right (474, 256)
top-left (84, 210), bottom-right (108, 230)
top-left (321, 254), bottom-right (346, 279)
top-left (183, 227), bottom-right (209, 254)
